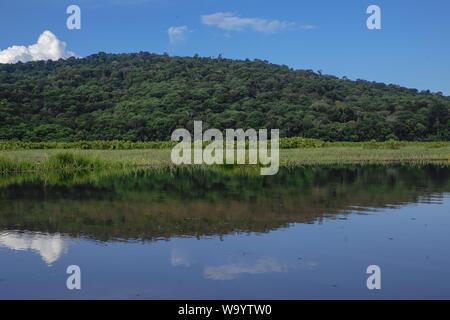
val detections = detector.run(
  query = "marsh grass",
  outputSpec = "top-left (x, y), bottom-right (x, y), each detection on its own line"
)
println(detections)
top-left (0, 143), bottom-right (449, 174)
top-left (282, 147), bottom-right (450, 166)
top-left (0, 156), bottom-right (34, 173)
top-left (43, 153), bottom-right (106, 171)
top-left (0, 152), bottom-right (126, 173)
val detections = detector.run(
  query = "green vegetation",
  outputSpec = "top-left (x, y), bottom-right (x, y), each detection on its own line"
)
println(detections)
top-left (0, 140), bottom-right (176, 150)
top-left (0, 141), bottom-right (449, 173)
top-left (1, 52), bottom-right (449, 142)
top-left (281, 146), bottom-right (450, 166)
top-left (1, 138), bottom-right (449, 151)
top-left (0, 152), bottom-right (125, 173)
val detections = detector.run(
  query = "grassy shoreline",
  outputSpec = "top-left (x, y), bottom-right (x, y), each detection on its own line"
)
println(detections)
top-left (1, 138), bottom-right (450, 151)
top-left (1, 144), bottom-right (449, 173)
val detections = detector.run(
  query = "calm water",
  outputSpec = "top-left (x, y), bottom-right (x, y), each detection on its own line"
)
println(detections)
top-left (0, 165), bottom-right (449, 299)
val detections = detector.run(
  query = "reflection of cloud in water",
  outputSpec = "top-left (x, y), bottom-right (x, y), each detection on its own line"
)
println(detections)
top-left (0, 231), bottom-right (67, 265)
top-left (170, 247), bottom-right (191, 267)
top-left (204, 257), bottom-right (288, 280)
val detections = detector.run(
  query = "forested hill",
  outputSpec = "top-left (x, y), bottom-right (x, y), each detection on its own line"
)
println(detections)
top-left (0, 52), bottom-right (449, 142)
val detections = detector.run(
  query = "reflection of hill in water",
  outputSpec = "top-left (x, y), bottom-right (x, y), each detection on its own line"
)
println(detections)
top-left (0, 166), bottom-right (449, 241)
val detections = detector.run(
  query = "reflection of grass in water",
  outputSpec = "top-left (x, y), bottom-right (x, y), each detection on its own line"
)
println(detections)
top-left (2, 164), bottom-right (449, 196)
top-left (0, 165), bottom-right (449, 241)
top-left (0, 164), bottom-right (264, 187)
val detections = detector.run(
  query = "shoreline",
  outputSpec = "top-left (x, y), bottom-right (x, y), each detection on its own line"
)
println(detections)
top-left (1, 145), bottom-right (450, 174)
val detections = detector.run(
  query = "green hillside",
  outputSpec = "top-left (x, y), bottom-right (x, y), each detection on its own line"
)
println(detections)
top-left (0, 52), bottom-right (449, 141)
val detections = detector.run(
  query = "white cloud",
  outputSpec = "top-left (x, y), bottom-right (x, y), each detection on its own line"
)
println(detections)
top-left (300, 24), bottom-right (317, 30)
top-left (170, 247), bottom-right (191, 267)
top-left (0, 30), bottom-right (76, 64)
top-left (204, 257), bottom-right (288, 280)
top-left (201, 12), bottom-right (295, 34)
top-left (168, 25), bottom-right (190, 44)
top-left (0, 231), bottom-right (67, 265)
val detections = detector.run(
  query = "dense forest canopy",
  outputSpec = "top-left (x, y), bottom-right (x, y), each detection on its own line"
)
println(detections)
top-left (0, 52), bottom-right (449, 142)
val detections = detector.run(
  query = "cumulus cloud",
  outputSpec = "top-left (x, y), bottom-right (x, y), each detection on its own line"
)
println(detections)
top-left (0, 30), bottom-right (76, 64)
top-left (201, 12), bottom-right (295, 34)
top-left (300, 24), bottom-right (317, 30)
top-left (168, 26), bottom-right (190, 44)
top-left (170, 247), bottom-right (191, 267)
top-left (204, 257), bottom-right (288, 280)
top-left (0, 231), bottom-right (67, 265)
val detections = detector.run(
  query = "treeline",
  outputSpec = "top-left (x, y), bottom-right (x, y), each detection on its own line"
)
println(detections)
top-left (0, 52), bottom-right (449, 142)
top-left (0, 137), bottom-right (325, 150)
top-left (1, 138), bottom-right (448, 151)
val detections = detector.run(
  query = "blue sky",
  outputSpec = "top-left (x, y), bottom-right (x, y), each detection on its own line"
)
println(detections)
top-left (1, 0), bottom-right (449, 94)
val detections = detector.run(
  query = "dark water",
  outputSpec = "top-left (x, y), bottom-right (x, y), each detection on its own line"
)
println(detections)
top-left (0, 165), bottom-right (449, 299)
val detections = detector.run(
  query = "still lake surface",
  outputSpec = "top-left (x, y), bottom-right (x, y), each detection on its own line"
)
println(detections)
top-left (0, 165), bottom-right (449, 299)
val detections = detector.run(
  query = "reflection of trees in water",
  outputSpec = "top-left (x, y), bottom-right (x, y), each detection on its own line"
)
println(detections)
top-left (0, 165), bottom-right (448, 241)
